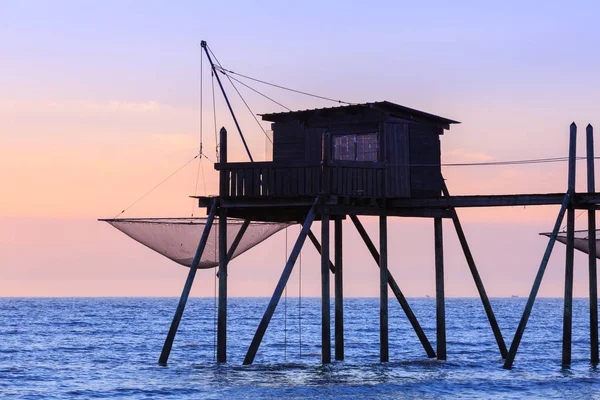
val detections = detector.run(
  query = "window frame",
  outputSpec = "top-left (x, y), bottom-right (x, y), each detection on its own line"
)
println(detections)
top-left (331, 132), bottom-right (380, 162)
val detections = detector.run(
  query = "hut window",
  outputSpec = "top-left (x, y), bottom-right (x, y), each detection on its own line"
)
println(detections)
top-left (333, 133), bottom-right (379, 161)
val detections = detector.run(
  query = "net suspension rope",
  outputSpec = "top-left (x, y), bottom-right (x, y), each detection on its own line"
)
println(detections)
top-left (206, 45), bottom-right (273, 146)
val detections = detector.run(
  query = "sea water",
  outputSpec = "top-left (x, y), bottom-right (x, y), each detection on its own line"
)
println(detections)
top-left (1, 297), bottom-right (599, 399)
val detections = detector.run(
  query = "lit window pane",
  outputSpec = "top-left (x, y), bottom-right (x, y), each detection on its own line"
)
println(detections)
top-left (333, 135), bottom-right (355, 160)
top-left (356, 134), bottom-right (378, 161)
top-left (333, 133), bottom-right (378, 161)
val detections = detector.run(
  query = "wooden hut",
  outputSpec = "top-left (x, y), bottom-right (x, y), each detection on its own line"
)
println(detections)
top-left (218, 101), bottom-right (459, 206)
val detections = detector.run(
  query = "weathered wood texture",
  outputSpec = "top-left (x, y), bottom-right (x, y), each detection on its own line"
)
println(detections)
top-left (587, 124), bottom-right (599, 364)
top-left (321, 214), bottom-right (332, 364)
top-left (334, 218), bottom-right (344, 361)
top-left (562, 122), bottom-right (577, 366)
top-left (434, 217), bottom-right (446, 360)
top-left (273, 122), bottom-right (305, 162)
top-left (217, 205), bottom-right (227, 363)
top-left (380, 216), bottom-right (389, 362)
top-left (218, 126), bottom-right (228, 363)
top-left (384, 122), bottom-right (410, 197)
top-left (388, 193), bottom-right (600, 208)
top-left (409, 123), bottom-right (442, 197)
top-left (305, 127), bottom-right (324, 162)
top-left (219, 162), bottom-right (386, 198)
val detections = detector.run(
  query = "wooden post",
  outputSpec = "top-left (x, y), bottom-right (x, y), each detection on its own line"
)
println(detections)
top-left (158, 199), bottom-right (217, 366)
top-left (563, 122), bottom-right (577, 366)
top-left (434, 217), bottom-right (446, 360)
top-left (219, 127), bottom-right (228, 192)
top-left (243, 199), bottom-right (318, 365)
top-left (380, 215), bottom-right (389, 362)
top-left (442, 181), bottom-right (508, 359)
top-left (504, 193), bottom-right (571, 369)
top-left (307, 230), bottom-right (336, 273)
top-left (350, 214), bottom-right (436, 358)
top-left (334, 217), bottom-right (344, 361)
top-left (217, 126), bottom-right (228, 363)
top-left (587, 124), bottom-right (599, 364)
top-left (217, 205), bottom-right (227, 363)
top-left (321, 213), bottom-right (332, 364)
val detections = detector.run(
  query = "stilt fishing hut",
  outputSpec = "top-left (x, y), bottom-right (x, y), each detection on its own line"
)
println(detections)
top-left (103, 41), bottom-right (600, 370)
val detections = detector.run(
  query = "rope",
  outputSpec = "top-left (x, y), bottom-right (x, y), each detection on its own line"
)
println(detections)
top-left (216, 65), bottom-right (273, 144)
top-left (222, 72), bottom-right (291, 111)
top-left (214, 65), bottom-right (354, 106)
top-left (113, 152), bottom-right (200, 219)
top-left (560, 209), bottom-right (587, 232)
top-left (387, 156), bottom-right (600, 168)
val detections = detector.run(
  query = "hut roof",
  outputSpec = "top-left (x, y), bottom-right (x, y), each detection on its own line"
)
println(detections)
top-left (260, 101), bottom-right (460, 128)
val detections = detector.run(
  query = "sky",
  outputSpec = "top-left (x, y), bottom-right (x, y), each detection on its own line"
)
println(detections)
top-left (2, 0), bottom-right (600, 299)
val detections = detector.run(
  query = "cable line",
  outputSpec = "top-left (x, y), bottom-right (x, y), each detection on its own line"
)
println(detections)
top-left (215, 65), bottom-right (355, 106)
top-left (222, 72), bottom-right (291, 111)
top-left (386, 156), bottom-right (600, 168)
top-left (206, 45), bottom-right (273, 145)
top-left (114, 152), bottom-right (200, 219)
top-left (219, 69), bottom-right (274, 144)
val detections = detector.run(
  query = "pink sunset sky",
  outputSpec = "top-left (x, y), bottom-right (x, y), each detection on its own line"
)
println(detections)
top-left (2, 1), bottom-right (600, 298)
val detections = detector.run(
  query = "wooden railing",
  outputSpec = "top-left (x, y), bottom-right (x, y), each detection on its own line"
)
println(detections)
top-left (325, 162), bottom-right (385, 197)
top-left (216, 161), bottom-right (386, 198)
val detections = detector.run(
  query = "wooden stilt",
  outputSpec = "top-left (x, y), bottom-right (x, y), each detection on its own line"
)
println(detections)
top-left (434, 217), bottom-right (446, 360)
top-left (442, 181), bottom-right (508, 359)
top-left (334, 217), bottom-right (344, 361)
top-left (504, 193), bottom-right (571, 369)
top-left (350, 215), bottom-right (436, 358)
top-left (587, 124), bottom-right (599, 364)
top-left (158, 199), bottom-right (217, 366)
top-left (217, 205), bottom-right (227, 363)
top-left (380, 216), bottom-right (389, 362)
top-left (243, 199), bottom-right (318, 365)
top-left (217, 125), bottom-right (229, 363)
top-left (321, 213), bottom-right (332, 364)
top-left (307, 230), bottom-right (336, 273)
top-left (562, 122), bottom-right (577, 366)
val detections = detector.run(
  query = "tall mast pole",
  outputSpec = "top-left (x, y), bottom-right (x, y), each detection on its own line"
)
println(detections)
top-left (201, 40), bottom-right (254, 162)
